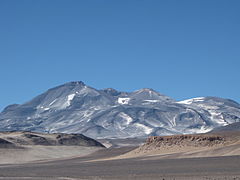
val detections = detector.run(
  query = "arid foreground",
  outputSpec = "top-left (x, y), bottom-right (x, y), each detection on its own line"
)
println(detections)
top-left (0, 131), bottom-right (240, 180)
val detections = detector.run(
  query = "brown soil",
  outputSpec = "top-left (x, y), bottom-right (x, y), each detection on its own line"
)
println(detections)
top-left (113, 132), bottom-right (240, 160)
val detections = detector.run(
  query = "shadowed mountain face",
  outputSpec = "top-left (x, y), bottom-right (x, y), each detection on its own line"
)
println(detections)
top-left (0, 81), bottom-right (240, 139)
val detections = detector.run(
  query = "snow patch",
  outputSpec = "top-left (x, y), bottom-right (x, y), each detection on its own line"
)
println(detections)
top-left (118, 112), bottom-right (133, 125)
top-left (82, 110), bottom-right (94, 118)
top-left (37, 106), bottom-right (49, 111)
top-left (177, 97), bottom-right (205, 105)
top-left (208, 110), bottom-right (227, 125)
top-left (49, 99), bottom-right (57, 106)
top-left (68, 94), bottom-right (75, 102)
top-left (187, 126), bottom-right (213, 134)
top-left (143, 100), bottom-right (160, 103)
top-left (192, 104), bottom-right (228, 126)
top-left (118, 98), bottom-right (130, 105)
top-left (65, 94), bottom-right (75, 106)
top-left (135, 123), bottom-right (153, 134)
top-left (58, 93), bottom-right (76, 109)
top-left (149, 90), bottom-right (152, 97)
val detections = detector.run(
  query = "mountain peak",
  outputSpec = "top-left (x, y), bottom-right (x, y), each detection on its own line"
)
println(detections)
top-left (102, 88), bottom-right (121, 96)
top-left (134, 88), bottom-right (155, 93)
top-left (132, 88), bottom-right (173, 102)
top-left (64, 81), bottom-right (85, 87)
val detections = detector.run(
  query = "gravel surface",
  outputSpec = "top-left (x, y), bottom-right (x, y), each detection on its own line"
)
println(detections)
top-left (0, 147), bottom-right (239, 180)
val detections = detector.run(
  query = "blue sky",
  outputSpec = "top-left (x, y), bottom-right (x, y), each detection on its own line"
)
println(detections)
top-left (0, 0), bottom-right (240, 111)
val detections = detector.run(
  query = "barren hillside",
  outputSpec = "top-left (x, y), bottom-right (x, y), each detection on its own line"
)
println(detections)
top-left (0, 131), bottom-right (105, 164)
top-left (115, 132), bottom-right (240, 160)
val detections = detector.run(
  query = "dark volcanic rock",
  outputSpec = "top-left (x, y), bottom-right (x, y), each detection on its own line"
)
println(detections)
top-left (56, 134), bottom-right (105, 147)
top-left (0, 138), bottom-right (16, 148)
top-left (0, 132), bottom-right (105, 147)
top-left (22, 133), bottom-right (52, 145)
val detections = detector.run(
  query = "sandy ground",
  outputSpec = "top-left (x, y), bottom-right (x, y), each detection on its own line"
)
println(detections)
top-left (0, 148), bottom-right (239, 180)
top-left (1, 132), bottom-right (240, 179)
top-left (112, 141), bottom-right (240, 160)
top-left (100, 132), bottom-right (240, 161)
top-left (0, 131), bottom-right (105, 164)
top-left (0, 146), bottom-right (103, 164)
top-left (97, 138), bottom-right (145, 148)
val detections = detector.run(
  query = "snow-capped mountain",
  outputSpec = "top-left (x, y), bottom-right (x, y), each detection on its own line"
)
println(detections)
top-left (0, 81), bottom-right (240, 139)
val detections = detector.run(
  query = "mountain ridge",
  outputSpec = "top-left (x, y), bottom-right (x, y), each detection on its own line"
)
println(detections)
top-left (0, 81), bottom-right (239, 139)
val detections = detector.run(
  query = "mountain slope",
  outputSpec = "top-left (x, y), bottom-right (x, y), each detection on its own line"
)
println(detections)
top-left (0, 81), bottom-right (240, 139)
top-left (211, 122), bottom-right (240, 133)
top-left (116, 131), bottom-right (240, 160)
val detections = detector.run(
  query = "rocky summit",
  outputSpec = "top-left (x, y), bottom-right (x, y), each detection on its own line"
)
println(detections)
top-left (0, 81), bottom-right (240, 139)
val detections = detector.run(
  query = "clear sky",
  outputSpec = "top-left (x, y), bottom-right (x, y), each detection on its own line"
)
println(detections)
top-left (0, 0), bottom-right (240, 111)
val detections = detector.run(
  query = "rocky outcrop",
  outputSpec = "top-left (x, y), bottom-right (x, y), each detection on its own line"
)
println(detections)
top-left (56, 133), bottom-right (105, 147)
top-left (0, 132), bottom-right (105, 148)
top-left (0, 138), bottom-right (16, 148)
top-left (146, 134), bottom-right (225, 147)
